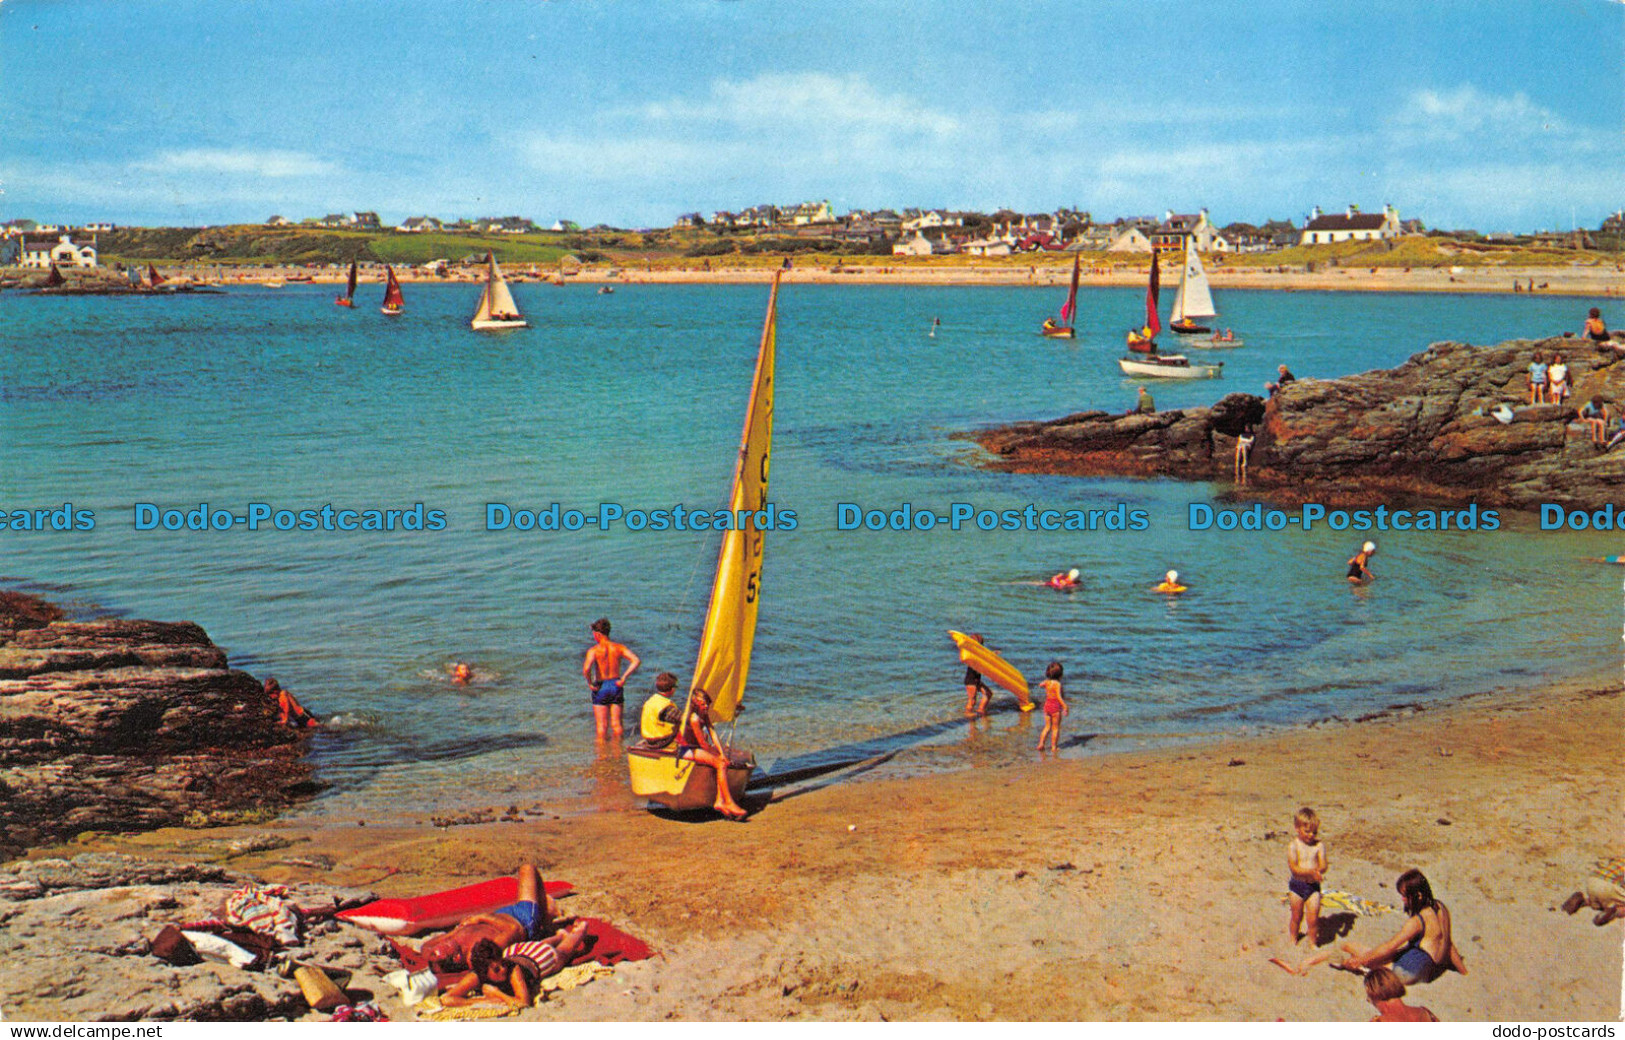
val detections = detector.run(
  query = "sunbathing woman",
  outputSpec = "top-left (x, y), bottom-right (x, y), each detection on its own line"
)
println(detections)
top-left (438, 922), bottom-right (590, 1008)
top-left (1339, 869), bottom-right (1467, 985)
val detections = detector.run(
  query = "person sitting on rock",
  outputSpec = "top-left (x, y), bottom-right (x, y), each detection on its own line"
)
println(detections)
top-left (1135, 386), bottom-right (1156, 414)
top-left (1585, 307), bottom-right (1611, 345)
top-left (265, 677), bottom-right (319, 728)
top-left (1578, 398), bottom-right (1610, 446)
top-left (1266, 365), bottom-right (1296, 397)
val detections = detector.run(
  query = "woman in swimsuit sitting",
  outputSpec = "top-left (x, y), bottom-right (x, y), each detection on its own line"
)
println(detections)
top-left (677, 688), bottom-right (749, 820)
top-left (1340, 869), bottom-right (1467, 985)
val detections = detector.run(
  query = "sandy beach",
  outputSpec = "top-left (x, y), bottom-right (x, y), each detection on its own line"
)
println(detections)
top-left (170, 260), bottom-right (1625, 299)
top-left (11, 672), bottom-right (1618, 1022)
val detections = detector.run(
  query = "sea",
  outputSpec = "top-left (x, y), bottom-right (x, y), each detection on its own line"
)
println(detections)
top-left (2, 281), bottom-right (1619, 821)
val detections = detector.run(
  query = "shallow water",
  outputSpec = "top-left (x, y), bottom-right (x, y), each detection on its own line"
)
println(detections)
top-left (2, 282), bottom-right (1618, 819)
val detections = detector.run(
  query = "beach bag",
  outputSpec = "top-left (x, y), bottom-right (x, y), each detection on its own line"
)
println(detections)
top-left (149, 924), bottom-right (201, 966)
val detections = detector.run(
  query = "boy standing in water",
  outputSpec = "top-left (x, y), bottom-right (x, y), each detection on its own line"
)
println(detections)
top-left (1287, 807), bottom-right (1328, 945)
top-left (582, 618), bottom-right (640, 739)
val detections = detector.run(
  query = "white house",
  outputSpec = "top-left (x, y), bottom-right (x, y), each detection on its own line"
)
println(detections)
top-left (1300, 205), bottom-right (1401, 245)
top-left (22, 233), bottom-right (97, 268)
top-left (788, 200), bottom-right (836, 226)
top-left (80, 222), bottom-right (115, 233)
top-left (1107, 226), bottom-right (1154, 253)
top-left (902, 209), bottom-right (964, 233)
top-left (396, 216), bottom-right (442, 233)
top-left (891, 232), bottom-right (940, 256)
top-left (962, 236), bottom-right (1012, 257)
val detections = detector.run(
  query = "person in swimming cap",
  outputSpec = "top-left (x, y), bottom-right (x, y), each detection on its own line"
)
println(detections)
top-left (1048, 567), bottom-right (1081, 590)
top-left (1154, 570), bottom-right (1187, 594)
top-left (451, 662), bottom-right (474, 685)
top-left (1347, 542), bottom-right (1377, 584)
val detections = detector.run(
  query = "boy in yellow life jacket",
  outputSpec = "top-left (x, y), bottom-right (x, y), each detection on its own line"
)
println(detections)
top-left (639, 672), bottom-right (683, 747)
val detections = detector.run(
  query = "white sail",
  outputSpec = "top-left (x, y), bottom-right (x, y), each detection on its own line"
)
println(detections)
top-left (472, 254), bottom-right (522, 324)
top-left (1170, 242), bottom-right (1217, 323)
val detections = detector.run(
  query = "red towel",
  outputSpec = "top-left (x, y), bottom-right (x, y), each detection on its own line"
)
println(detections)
top-left (567, 917), bottom-right (653, 967)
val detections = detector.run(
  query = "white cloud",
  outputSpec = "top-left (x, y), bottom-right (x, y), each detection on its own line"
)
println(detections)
top-left (136, 149), bottom-right (337, 178)
top-left (1393, 86), bottom-right (1568, 143)
top-left (640, 73), bottom-right (961, 137)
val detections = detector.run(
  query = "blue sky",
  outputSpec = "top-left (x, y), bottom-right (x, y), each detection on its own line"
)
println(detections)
top-left (1, 0), bottom-right (1620, 231)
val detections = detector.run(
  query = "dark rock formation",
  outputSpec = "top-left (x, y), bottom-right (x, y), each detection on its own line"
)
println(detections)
top-left (0, 593), bottom-right (316, 859)
top-left (974, 337), bottom-right (1625, 508)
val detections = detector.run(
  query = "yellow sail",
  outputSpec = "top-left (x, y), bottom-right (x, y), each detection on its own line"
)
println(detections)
top-left (689, 272), bottom-right (779, 722)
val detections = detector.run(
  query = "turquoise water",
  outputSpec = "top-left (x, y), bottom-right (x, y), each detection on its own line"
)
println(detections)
top-left (2, 283), bottom-right (1619, 818)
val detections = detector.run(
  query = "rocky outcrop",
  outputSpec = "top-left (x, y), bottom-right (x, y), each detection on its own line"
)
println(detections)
top-left (974, 337), bottom-right (1625, 508)
top-left (0, 593), bottom-right (316, 859)
top-left (0, 853), bottom-right (380, 1021)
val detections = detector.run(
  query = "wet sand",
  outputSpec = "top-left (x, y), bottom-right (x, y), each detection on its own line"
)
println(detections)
top-left (39, 673), bottom-right (1621, 1022)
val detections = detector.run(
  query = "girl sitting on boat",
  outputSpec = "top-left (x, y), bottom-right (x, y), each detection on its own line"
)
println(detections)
top-left (677, 688), bottom-right (750, 820)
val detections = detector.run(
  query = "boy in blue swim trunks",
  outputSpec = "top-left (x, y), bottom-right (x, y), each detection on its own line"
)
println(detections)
top-left (420, 861), bottom-right (561, 972)
top-left (1287, 807), bottom-right (1328, 945)
top-left (582, 617), bottom-right (640, 740)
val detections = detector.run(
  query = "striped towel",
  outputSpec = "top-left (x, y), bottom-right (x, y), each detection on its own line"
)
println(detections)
top-left (1594, 856), bottom-right (1625, 887)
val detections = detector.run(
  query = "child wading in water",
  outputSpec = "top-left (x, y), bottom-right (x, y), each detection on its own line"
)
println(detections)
top-left (1288, 807), bottom-right (1328, 944)
top-left (1036, 661), bottom-right (1068, 752)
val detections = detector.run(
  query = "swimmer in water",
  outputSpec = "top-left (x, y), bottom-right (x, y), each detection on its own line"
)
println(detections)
top-left (1153, 570), bottom-right (1187, 594)
top-left (1347, 541), bottom-right (1377, 584)
top-left (451, 662), bottom-right (474, 685)
top-left (1048, 568), bottom-right (1081, 590)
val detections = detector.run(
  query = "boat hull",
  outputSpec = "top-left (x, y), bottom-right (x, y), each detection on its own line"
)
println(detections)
top-left (1040, 326), bottom-right (1075, 339)
top-left (627, 744), bottom-right (754, 811)
top-left (1171, 321), bottom-right (1212, 335)
top-left (1184, 336), bottom-right (1245, 349)
top-left (334, 298), bottom-right (354, 308)
top-left (1118, 356), bottom-right (1223, 379)
top-left (381, 306), bottom-right (403, 316)
top-left (471, 318), bottom-right (529, 330)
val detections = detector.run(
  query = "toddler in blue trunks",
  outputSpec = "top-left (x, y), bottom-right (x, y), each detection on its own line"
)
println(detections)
top-left (1287, 806), bottom-right (1328, 945)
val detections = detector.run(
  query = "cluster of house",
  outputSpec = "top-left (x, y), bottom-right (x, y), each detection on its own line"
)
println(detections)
top-left (264, 213), bottom-right (595, 235)
top-left (0, 220), bottom-right (108, 268)
top-left (673, 202), bottom-right (1422, 255)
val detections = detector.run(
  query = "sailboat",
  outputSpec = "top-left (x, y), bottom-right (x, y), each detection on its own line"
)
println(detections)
top-left (147, 263), bottom-right (166, 289)
top-left (1125, 249), bottom-right (1161, 352)
top-left (469, 253), bottom-right (527, 330)
top-left (335, 260), bottom-right (357, 308)
top-left (380, 266), bottom-right (404, 315)
top-left (1041, 256), bottom-right (1080, 338)
top-left (43, 263), bottom-right (65, 288)
top-left (1169, 241), bottom-right (1215, 335)
top-left (627, 274), bottom-right (780, 811)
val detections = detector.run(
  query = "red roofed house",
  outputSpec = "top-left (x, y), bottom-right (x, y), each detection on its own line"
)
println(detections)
top-left (1300, 205), bottom-right (1401, 245)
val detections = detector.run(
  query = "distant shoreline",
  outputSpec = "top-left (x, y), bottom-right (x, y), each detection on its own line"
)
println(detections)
top-left (61, 261), bottom-right (1625, 298)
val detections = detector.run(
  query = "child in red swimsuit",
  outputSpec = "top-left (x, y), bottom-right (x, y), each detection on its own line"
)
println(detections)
top-left (1035, 661), bottom-right (1068, 752)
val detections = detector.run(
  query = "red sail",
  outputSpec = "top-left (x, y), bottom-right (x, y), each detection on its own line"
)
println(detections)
top-left (345, 260), bottom-right (358, 299)
top-left (148, 263), bottom-right (165, 287)
top-left (382, 267), bottom-right (404, 310)
top-left (45, 263), bottom-right (65, 287)
top-left (1060, 255), bottom-right (1080, 323)
top-left (1143, 249), bottom-right (1162, 338)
